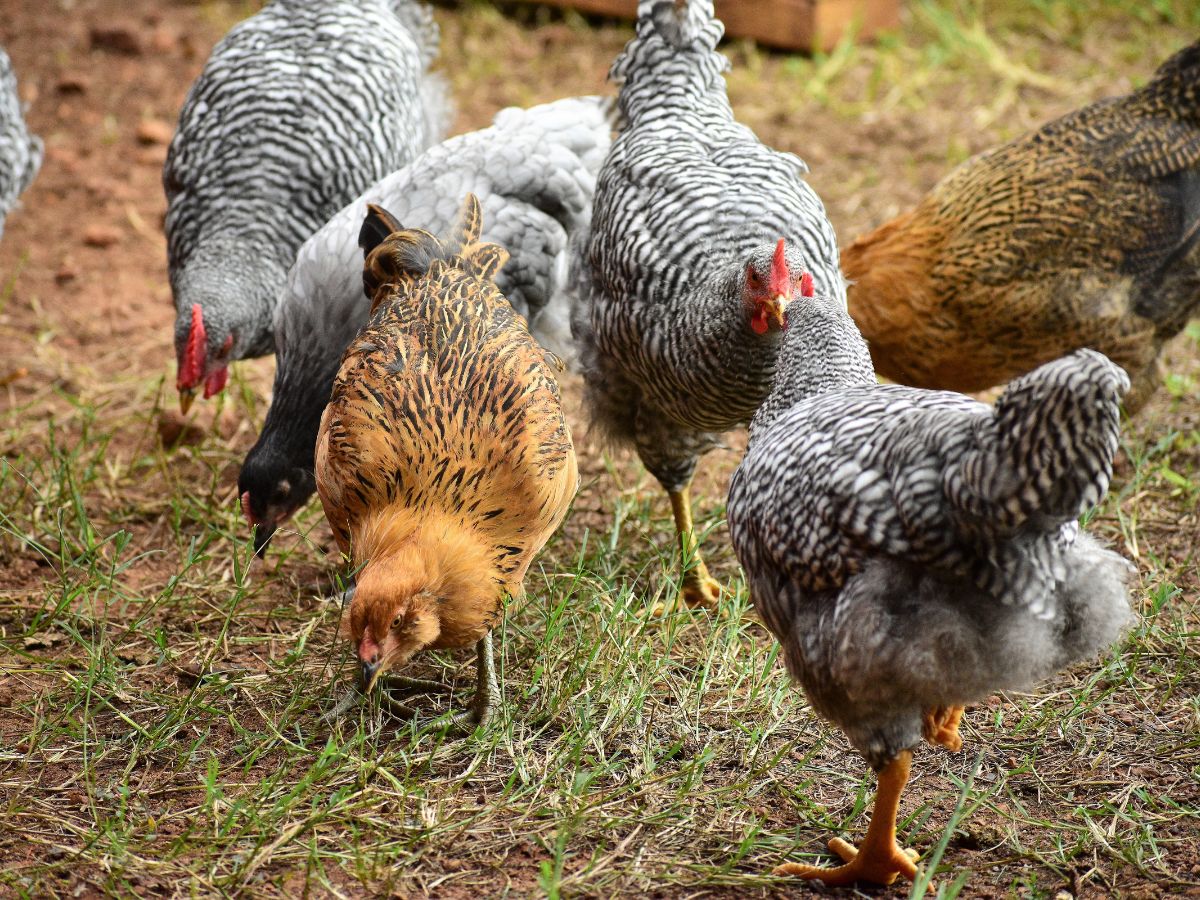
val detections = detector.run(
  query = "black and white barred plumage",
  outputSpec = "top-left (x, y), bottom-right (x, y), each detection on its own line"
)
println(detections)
top-left (163, 0), bottom-right (446, 403)
top-left (0, 46), bottom-right (42, 243)
top-left (238, 96), bottom-right (612, 548)
top-left (728, 293), bottom-right (1134, 769)
top-left (574, 0), bottom-right (843, 493)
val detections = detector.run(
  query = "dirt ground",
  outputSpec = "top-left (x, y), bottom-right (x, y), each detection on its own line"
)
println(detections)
top-left (1, 0), bottom-right (1199, 898)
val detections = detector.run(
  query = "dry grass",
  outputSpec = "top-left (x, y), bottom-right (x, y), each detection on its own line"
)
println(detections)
top-left (1, 0), bottom-right (1198, 897)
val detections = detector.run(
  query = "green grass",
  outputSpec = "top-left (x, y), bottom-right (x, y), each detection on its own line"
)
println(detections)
top-left (1, 0), bottom-right (1199, 897)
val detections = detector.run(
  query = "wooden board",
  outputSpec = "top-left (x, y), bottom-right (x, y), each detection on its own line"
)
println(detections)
top-left (521, 0), bottom-right (901, 53)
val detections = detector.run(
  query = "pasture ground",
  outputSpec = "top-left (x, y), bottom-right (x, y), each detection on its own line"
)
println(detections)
top-left (0, 0), bottom-right (1198, 896)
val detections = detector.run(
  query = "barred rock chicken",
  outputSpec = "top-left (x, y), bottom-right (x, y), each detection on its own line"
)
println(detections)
top-left (164, 0), bottom-right (446, 412)
top-left (239, 96), bottom-right (611, 553)
top-left (574, 0), bottom-right (843, 613)
top-left (728, 287), bottom-right (1134, 888)
top-left (845, 38), bottom-right (1200, 412)
top-left (0, 46), bottom-right (42, 243)
top-left (316, 197), bottom-right (577, 725)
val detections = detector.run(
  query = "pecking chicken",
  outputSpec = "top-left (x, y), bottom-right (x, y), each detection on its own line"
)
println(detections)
top-left (315, 196), bottom-right (578, 726)
top-left (0, 45), bottom-right (42, 243)
top-left (163, 0), bottom-right (447, 413)
top-left (239, 96), bottom-right (612, 554)
top-left (844, 38), bottom-right (1200, 412)
top-left (574, 0), bottom-right (843, 613)
top-left (727, 284), bottom-right (1134, 889)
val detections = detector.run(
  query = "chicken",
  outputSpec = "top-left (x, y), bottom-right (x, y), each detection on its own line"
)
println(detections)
top-left (0, 45), bottom-right (42, 243)
top-left (239, 96), bottom-right (611, 554)
top-left (315, 196), bottom-right (578, 726)
top-left (844, 38), bottom-right (1200, 412)
top-left (727, 285), bottom-right (1134, 888)
top-left (574, 0), bottom-right (843, 613)
top-left (164, 0), bottom-right (447, 412)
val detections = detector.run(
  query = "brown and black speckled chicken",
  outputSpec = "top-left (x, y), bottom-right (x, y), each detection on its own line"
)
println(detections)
top-left (844, 39), bottom-right (1200, 411)
top-left (315, 196), bottom-right (578, 726)
top-left (728, 288), bottom-right (1134, 889)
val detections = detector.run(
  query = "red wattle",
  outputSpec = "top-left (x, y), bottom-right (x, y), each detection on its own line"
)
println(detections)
top-left (177, 304), bottom-right (207, 391)
top-left (750, 309), bottom-right (769, 335)
top-left (769, 238), bottom-right (790, 298)
top-left (203, 365), bottom-right (228, 399)
top-left (800, 271), bottom-right (815, 297)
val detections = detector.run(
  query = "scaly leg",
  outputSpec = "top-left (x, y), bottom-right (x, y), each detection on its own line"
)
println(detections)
top-left (923, 705), bottom-right (965, 751)
top-left (449, 632), bottom-right (500, 731)
top-left (651, 486), bottom-right (722, 615)
top-left (774, 751), bottom-right (927, 890)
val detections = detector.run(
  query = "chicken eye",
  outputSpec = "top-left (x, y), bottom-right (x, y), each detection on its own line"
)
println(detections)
top-left (391, 615), bottom-right (403, 630)
top-left (748, 270), bottom-right (760, 287)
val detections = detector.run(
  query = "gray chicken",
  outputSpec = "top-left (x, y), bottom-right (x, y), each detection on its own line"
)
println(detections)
top-left (238, 96), bottom-right (612, 553)
top-left (574, 0), bottom-right (843, 614)
top-left (0, 46), bottom-right (42, 243)
top-left (727, 286), bottom-right (1134, 888)
top-left (164, 0), bottom-right (446, 412)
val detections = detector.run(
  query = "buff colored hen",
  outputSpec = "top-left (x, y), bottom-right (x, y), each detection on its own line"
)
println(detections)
top-left (315, 195), bottom-right (578, 726)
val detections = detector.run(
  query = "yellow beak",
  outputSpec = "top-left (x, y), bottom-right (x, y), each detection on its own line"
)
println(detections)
top-left (179, 389), bottom-right (195, 415)
top-left (766, 294), bottom-right (790, 330)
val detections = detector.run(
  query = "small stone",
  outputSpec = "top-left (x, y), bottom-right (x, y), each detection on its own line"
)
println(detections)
top-left (136, 145), bottom-right (169, 167)
top-left (90, 24), bottom-right (143, 56)
top-left (83, 225), bottom-right (122, 248)
top-left (157, 412), bottom-right (206, 448)
top-left (136, 119), bottom-right (174, 146)
top-left (56, 74), bottom-right (91, 95)
top-left (55, 263), bottom-right (78, 285)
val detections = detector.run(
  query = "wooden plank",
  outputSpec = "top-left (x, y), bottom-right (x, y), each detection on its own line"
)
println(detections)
top-left (519, 0), bottom-right (900, 53)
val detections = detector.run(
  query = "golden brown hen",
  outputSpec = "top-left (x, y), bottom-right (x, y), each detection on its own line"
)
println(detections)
top-left (315, 195), bottom-right (578, 727)
top-left (844, 39), bottom-right (1200, 411)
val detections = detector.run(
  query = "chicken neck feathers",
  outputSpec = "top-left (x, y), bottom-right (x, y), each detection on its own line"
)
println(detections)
top-left (0, 46), bottom-right (42, 243)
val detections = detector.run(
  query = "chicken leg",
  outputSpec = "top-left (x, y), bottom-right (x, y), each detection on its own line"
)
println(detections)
top-left (774, 751), bottom-right (927, 890)
top-left (651, 486), bottom-right (722, 615)
top-left (450, 632), bottom-right (500, 731)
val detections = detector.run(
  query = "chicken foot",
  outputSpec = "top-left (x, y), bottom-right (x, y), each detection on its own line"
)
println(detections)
top-left (774, 751), bottom-right (929, 891)
top-left (446, 632), bottom-right (500, 731)
top-left (651, 486), bottom-right (723, 615)
top-left (922, 705), bottom-right (965, 751)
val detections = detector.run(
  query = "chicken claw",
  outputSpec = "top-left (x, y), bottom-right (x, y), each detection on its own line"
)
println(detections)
top-left (774, 751), bottom-right (931, 892)
top-left (922, 705), bottom-right (965, 751)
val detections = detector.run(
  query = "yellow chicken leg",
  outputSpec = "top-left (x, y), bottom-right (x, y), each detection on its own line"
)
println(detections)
top-left (923, 705), bottom-right (965, 751)
top-left (651, 486), bottom-right (723, 615)
top-left (774, 751), bottom-right (928, 890)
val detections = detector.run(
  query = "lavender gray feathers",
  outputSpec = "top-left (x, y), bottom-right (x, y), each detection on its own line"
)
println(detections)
top-left (238, 96), bottom-right (613, 543)
top-left (728, 294), bottom-right (1134, 769)
top-left (0, 46), bottom-right (42, 243)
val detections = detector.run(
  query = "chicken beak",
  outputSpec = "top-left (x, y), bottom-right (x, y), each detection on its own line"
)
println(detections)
top-left (179, 388), bottom-right (195, 415)
top-left (360, 659), bottom-right (382, 693)
top-left (766, 294), bottom-right (789, 330)
top-left (252, 523), bottom-right (277, 558)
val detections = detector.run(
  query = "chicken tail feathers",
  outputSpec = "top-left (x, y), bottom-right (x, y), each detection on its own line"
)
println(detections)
top-left (610, 0), bottom-right (728, 120)
top-left (1137, 38), bottom-right (1200, 114)
top-left (360, 195), bottom-right (507, 310)
top-left (945, 349), bottom-right (1129, 531)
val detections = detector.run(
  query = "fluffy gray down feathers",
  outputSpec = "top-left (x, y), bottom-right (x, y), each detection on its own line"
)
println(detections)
top-left (0, 46), bottom-right (42, 243)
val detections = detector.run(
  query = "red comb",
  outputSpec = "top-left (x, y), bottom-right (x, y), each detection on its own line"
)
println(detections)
top-left (800, 271), bottom-right (814, 297)
top-left (769, 239), bottom-right (790, 298)
top-left (177, 304), bottom-right (206, 391)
